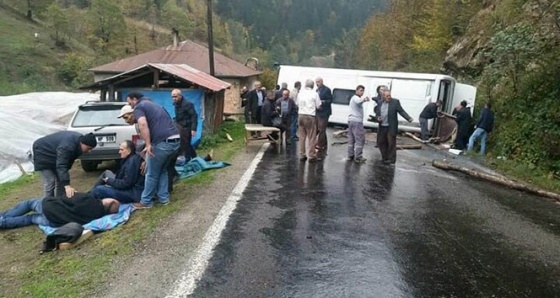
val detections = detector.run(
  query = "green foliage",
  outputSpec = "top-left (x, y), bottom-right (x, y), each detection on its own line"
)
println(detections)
top-left (479, 19), bottom-right (560, 174)
top-left (58, 53), bottom-right (94, 87)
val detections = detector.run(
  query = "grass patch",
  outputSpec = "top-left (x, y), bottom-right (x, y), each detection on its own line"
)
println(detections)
top-left (490, 158), bottom-right (560, 194)
top-left (0, 174), bottom-right (38, 197)
top-left (0, 121), bottom-right (246, 297)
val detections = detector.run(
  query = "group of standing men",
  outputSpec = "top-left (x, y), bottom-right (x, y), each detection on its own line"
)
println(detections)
top-left (241, 78), bottom-right (333, 162)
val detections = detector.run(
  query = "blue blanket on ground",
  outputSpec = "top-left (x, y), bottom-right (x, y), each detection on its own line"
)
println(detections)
top-left (38, 203), bottom-right (134, 235)
top-left (175, 157), bottom-right (230, 179)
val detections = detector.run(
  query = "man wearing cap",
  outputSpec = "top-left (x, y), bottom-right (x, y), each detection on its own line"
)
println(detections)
top-left (32, 131), bottom-right (97, 198)
top-left (126, 91), bottom-right (180, 209)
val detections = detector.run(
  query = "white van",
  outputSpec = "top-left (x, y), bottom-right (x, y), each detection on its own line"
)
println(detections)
top-left (277, 65), bottom-right (476, 133)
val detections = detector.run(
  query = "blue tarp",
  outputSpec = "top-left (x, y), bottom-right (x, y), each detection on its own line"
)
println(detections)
top-left (175, 157), bottom-right (230, 179)
top-left (121, 89), bottom-right (204, 147)
top-left (39, 203), bottom-right (135, 235)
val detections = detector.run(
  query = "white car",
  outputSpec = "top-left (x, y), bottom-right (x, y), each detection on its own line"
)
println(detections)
top-left (67, 101), bottom-right (141, 171)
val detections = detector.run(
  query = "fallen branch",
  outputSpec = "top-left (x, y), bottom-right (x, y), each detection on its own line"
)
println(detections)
top-left (432, 159), bottom-right (560, 201)
top-left (404, 132), bottom-right (427, 144)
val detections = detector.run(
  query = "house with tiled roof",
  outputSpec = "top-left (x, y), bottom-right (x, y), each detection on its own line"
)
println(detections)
top-left (90, 39), bottom-right (261, 115)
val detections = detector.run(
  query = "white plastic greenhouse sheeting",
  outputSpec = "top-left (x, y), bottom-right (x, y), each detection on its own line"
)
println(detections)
top-left (0, 92), bottom-right (100, 184)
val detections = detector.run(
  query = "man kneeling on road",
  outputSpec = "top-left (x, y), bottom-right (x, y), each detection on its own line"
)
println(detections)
top-left (0, 193), bottom-right (119, 229)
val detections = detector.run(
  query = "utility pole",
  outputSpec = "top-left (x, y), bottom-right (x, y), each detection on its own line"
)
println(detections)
top-left (206, 0), bottom-right (215, 76)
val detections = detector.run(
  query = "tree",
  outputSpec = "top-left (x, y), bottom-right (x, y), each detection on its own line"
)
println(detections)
top-left (85, 0), bottom-right (126, 55)
top-left (45, 1), bottom-right (69, 44)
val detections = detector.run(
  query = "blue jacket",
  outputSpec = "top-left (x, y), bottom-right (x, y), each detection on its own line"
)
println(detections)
top-left (476, 107), bottom-right (494, 133)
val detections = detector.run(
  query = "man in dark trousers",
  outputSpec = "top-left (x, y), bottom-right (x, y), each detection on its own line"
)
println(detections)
top-left (315, 77), bottom-right (333, 158)
top-left (375, 90), bottom-right (414, 164)
top-left (32, 131), bottom-right (97, 198)
top-left (126, 91), bottom-right (180, 209)
top-left (275, 89), bottom-right (297, 144)
top-left (468, 102), bottom-right (494, 155)
top-left (0, 193), bottom-right (119, 229)
top-left (172, 89), bottom-right (198, 161)
top-left (247, 81), bottom-right (265, 125)
top-left (240, 86), bottom-right (250, 124)
top-left (454, 100), bottom-right (473, 150)
top-left (419, 99), bottom-right (443, 140)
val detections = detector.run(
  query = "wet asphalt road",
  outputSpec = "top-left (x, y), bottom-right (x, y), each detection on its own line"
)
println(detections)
top-left (191, 136), bottom-right (560, 298)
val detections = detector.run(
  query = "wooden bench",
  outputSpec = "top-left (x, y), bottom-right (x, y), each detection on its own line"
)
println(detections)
top-left (244, 124), bottom-right (282, 146)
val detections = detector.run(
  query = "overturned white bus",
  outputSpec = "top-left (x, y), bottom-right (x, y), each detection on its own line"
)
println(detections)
top-left (277, 65), bottom-right (476, 133)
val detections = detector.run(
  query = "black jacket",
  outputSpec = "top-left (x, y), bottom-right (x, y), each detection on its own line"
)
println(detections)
top-left (456, 107), bottom-right (473, 137)
top-left (375, 99), bottom-right (412, 136)
top-left (247, 89), bottom-right (266, 115)
top-left (275, 97), bottom-right (297, 118)
top-left (106, 153), bottom-right (144, 194)
top-left (476, 107), bottom-right (494, 133)
top-left (42, 193), bottom-right (108, 227)
top-left (261, 99), bottom-right (279, 126)
top-left (174, 98), bottom-right (198, 132)
top-left (316, 85), bottom-right (333, 118)
top-left (420, 102), bottom-right (438, 119)
top-left (32, 131), bottom-right (84, 187)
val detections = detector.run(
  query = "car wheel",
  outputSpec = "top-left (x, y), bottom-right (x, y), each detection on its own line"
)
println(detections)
top-left (81, 160), bottom-right (98, 172)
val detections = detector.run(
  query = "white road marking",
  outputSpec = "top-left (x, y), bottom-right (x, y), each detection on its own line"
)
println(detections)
top-left (166, 143), bottom-right (269, 298)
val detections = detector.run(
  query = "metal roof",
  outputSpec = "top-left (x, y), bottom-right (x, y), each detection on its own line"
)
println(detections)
top-left (81, 63), bottom-right (231, 92)
top-left (90, 40), bottom-right (261, 78)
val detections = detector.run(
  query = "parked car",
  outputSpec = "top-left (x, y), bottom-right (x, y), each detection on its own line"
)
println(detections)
top-left (67, 101), bottom-right (141, 172)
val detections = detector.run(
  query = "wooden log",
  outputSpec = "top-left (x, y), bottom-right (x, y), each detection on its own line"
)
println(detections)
top-left (432, 159), bottom-right (560, 201)
top-left (404, 132), bottom-right (428, 144)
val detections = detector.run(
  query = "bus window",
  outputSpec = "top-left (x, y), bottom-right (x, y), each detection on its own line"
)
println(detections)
top-left (332, 89), bottom-right (355, 105)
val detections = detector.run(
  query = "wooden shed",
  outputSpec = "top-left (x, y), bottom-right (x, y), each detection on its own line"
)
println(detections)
top-left (80, 63), bottom-right (231, 134)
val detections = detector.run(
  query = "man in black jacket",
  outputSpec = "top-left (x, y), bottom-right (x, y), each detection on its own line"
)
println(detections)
top-left (315, 77), bottom-right (333, 158)
top-left (172, 89), bottom-right (198, 161)
top-left (419, 100), bottom-right (443, 140)
top-left (454, 100), bottom-right (473, 150)
top-left (32, 131), bottom-right (97, 198)
top-left (375, 90), bottom-right (414, 164)
top-left (247, 81), bottom-right (265, 125)
top-left (468, 102), bottom-right (495, 155)
top-left (0, 193), bottom-right (119, 229)
top-left (90, 140), bottom-right (144, 203)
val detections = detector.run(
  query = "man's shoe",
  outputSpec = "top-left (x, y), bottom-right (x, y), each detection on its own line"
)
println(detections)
top-left (354, 157), bottom-right (367, 163)
top-left (299, 156), bottom-right (307, 161)
top-left (159, 200), bottom-right (170, 206)
top-left (204, 149), bottom-right (214, 161)
top-left (132, 203), bottom-right (152, 209)
top-left (347, 156), bottom-right (355, 161)
top-left (292, 137), bottom-right (299, 141)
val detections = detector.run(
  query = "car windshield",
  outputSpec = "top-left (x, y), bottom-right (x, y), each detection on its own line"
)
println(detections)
top-left (72, 106), bottom-right (128, 127)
